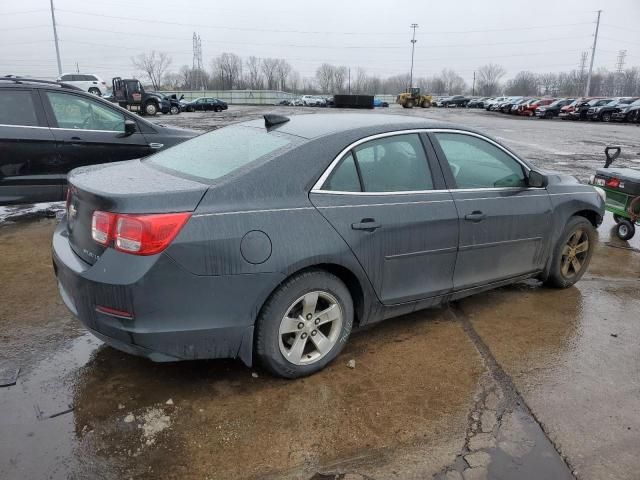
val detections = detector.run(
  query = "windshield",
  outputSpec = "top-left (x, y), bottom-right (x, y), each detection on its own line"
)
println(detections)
top-left (147, 125), bottom-right (294, 181)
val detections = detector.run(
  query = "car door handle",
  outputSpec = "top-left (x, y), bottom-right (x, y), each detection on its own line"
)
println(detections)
top-left (351, 219), bottom-right (381, 231)
top-left (464, 211), bottom-right (486, 223)
top-left (148, 143), bottom-right (164, 149)
top-left (69, 136), bottom-right (85, 145)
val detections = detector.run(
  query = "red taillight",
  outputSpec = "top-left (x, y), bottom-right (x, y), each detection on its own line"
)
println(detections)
top-left (91, 211), bottom-right (191, 255)
top-left (606, 178), bottom-right (620, 188)
top-left (91, 211), bottom-right (115, 245)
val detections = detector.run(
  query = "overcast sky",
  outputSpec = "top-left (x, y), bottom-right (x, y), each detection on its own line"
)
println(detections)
top-left (2, 0), bottom-right (639, 86)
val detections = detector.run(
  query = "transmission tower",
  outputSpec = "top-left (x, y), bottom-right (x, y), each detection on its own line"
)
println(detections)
top-left (616, 49), bottom-right (627, 73)
top-left (578, 51), bottom-right (588, 77)
top-left (192, 32), bottom-right (204, 90)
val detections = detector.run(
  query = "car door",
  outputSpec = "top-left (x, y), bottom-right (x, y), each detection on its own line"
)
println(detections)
top-left (41, 90), bottom-right (152, 173)
top-left (0, 88), bottom-right (62, 204)
top-left (310, 131), bottom-right (459, 305)
top-left (430, 130), bottom-right (554, 291)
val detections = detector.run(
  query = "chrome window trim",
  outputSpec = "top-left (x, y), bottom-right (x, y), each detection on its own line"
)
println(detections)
top-left (311, 128), bottom-right (534, 195)
top-left (0, 123), bottom-right (49, 129)
top-left (51, 127), bottom-right (126, 134)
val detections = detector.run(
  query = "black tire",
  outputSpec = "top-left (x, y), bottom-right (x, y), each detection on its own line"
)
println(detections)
top-left (255, 270), bottom-right (353, 378)
top-left (170, 105), bottom-right (180, 115)
top-left (144, 102), bottom-right (158, 116)
top-left (544, 111), bottom-right (553, 119)
top-left (616, 219), bottom-right (636, 241)
top-left (602, 112), bottom-right (612, 122)
top-left (545, 216), bottom-right (595, 288)
top-left (88, 88), bottom-right (101, 96)
top-left (405, 100), bottom-right (415, 108)
top-left (214, 106), bottom-right (222, 112)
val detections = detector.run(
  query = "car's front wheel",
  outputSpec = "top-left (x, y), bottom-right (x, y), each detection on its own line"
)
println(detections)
top-left (255, 270), bottom-right (353, 378)
top-left (545, 216), bottom-right (595, 288)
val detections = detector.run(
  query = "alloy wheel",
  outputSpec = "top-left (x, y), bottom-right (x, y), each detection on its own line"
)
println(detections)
top-left (560, 229), bottom-right (590, 279)
top-left (278, 291), bottom-right (343, 365)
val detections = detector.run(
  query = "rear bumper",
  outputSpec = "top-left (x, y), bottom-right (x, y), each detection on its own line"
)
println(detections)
top-left (52, 218), bottom-right (283, 365)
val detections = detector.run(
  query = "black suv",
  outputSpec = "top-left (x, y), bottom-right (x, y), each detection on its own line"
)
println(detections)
top-left (0, 77), bottom-right (197, 205)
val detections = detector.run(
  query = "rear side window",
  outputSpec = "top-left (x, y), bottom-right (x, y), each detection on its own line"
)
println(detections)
top-left (323, 153), bottom-right (360, 192)
top-left (147, 126), bottom-right (292, 181)
top-left (0, 90), bottom-right (39, 126)
top-left (60, 74), bottom-right (73, 81)
top-left (323, 134), bottom-right (433, 193)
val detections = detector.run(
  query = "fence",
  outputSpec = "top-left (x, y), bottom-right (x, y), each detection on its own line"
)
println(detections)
top-left (158, 89), bottom-right (398, 106)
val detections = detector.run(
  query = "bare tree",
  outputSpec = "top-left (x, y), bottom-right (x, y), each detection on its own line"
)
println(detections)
top-left (315, 63), bottom-right (334, 93)
top-left (131, 51), bottom-right (172, 90)
top-left (440, 69), bottom-right (467, 94)
top-left (261, 58), bottom-right (280, 90)
top-left (476, 64), bottom-right (506, 96)
top-left (504, 71), bottom-right (539, 95)
top-left (212, 52), bottom-right (242, 90)
top-left (333, 66), bottom-right (348, 93)
top-left (245, 56), bottom-right (263, 89)
top-left (275, 59), bottom-right (292, 91)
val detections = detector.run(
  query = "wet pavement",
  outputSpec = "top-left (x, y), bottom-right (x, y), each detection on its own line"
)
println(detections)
top-left (1, 107), bottom-right (640, 479)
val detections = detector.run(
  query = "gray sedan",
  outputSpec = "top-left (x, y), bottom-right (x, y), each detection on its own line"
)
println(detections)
top-left (53, 113), bottom-right (605, 378)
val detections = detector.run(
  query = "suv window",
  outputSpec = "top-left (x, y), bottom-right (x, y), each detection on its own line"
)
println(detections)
top-left (434, 133), bottom-right (526, 189)
top-left (60, 74), bottom-right (73, 81)
top-left (147, 125), bottom-right (293, 181)
top-left (0, 90), bottom-right (39, 126)
top-left (323, 134), bottom-right (433, 192)
top-left (46, 92), bottom-right (125, 131)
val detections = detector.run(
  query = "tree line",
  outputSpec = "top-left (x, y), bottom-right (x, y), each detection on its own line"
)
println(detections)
top-left (132, 51), bottom-right (640, 97)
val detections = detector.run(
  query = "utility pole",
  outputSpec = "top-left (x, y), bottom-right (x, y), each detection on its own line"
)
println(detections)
top-left (348, 68), bottom-right (351, 94)
top-left (584, 10), bottom-right (602, 97)
top-left (472, 71), bottom-right (476, 96)
top-left (49, 0), bottom-right (62, 75)
top-left (409, 23), bottom-right (418, 91)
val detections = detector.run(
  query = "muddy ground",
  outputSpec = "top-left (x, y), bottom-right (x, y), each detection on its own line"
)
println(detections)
top-left (1, 107), bottom-right (639, 480)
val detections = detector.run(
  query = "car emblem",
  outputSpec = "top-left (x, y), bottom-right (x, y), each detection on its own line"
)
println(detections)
top-left (68, 203), bottom-right (77, 219)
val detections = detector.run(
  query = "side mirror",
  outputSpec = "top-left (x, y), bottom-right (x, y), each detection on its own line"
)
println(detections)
top-left (124, 120), bottom-right (137, 136)
top-left (528, 170), bottom-right (547, 188)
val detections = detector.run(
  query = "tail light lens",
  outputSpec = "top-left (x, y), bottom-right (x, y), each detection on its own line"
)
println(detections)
top-left (91, 211), bottom-right (115, 245)
top-left (91, 211), bottom-right (191, 255)
top-left (606, 178), bottom-right (620, 188)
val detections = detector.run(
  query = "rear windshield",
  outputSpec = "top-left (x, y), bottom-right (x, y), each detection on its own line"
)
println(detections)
top-left (147, 125), bottom-right (293, 181)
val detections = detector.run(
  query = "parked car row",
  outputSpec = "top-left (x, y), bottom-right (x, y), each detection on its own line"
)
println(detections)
top-left (431, 95), bottom-right (471, 108)
top-left (481, 95), bottom-right (640, 122)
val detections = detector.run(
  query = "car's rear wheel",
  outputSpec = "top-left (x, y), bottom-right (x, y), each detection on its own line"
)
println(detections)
top-left (545, 216), bottom-right (595, 288)
top-left (602, 112), bottom-right (612, 122)
top-left (88, 88), bottom-right (101, 96)
top-left (214, 106), bottom-right (222, 112)
top-left (255, 270), bottom-right (353, 378)
top-left (170, 105), bottom-right (180, 115)
top-left (616, 219), bottom-right (636, 241)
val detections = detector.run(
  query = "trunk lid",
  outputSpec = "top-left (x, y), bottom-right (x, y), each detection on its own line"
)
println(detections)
top-left (66, 159), bottom-right (207, 265)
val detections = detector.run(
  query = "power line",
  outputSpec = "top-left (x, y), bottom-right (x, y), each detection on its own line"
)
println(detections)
top-left (54, 8), bottom-right (593, 38)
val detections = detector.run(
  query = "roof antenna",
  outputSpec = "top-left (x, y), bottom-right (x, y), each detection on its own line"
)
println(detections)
top-left (264, 114), bottom-right (290, 129)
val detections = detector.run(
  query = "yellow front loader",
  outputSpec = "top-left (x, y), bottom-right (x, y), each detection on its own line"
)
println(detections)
top-left (396, 87), bottom-right (432, 108)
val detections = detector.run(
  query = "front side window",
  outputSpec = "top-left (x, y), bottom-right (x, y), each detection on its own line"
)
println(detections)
top-left (322, 133), bottom-right (433, 193)
top-left (0, 90), bottom-right (39, 126)
top-left (147, 125), bottom-right (293, 181)
top-left (434, 133), bottom-right (526, 189)
top-left (46, 92), bottom-right (125, 131)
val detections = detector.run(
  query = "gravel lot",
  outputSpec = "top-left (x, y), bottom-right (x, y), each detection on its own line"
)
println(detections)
top-left (1, 105), bottom-right (639, 480)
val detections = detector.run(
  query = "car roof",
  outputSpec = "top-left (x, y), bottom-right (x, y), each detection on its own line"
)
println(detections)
top-left (241, 113), bottom-right (459, 140)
